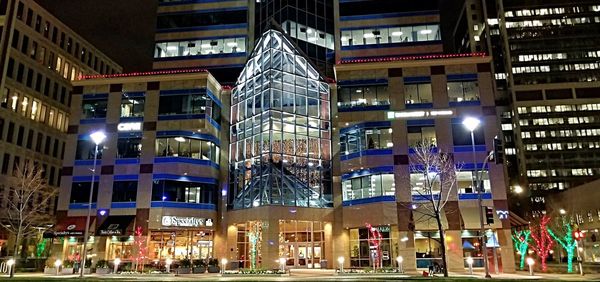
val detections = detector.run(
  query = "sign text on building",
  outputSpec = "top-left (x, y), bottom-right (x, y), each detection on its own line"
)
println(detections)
top-left (161, 216), bottom-right (207, 227)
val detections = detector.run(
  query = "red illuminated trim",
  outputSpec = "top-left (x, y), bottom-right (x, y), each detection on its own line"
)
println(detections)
top-left (338, 52), bottom-right (487, 64)
top-left (78, 68), bottom-right (208, 80)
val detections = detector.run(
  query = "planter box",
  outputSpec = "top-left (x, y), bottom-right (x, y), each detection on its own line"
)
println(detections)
top-left (207, 265), bottom-right (220, 273)
top-left (193, 267), bottom-right (206, 274)
top-left (95, 268), bottom-right (111, 274)
top-left (44, 267), bottom-right (59, 275)
top-left (176, 267), bottom-right (192, 274)
top-left (61, 267), bottom-right (74, 274)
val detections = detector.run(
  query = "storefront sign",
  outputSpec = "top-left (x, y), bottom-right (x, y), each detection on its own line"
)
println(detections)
top-left (162, 216), bottom-right (207, 227)
top-left (117, 122), bottom-right (142, 131)
top-left (98, 224), bottom-right (123, 236)
top-left (496, 210), bottom-right (509, 220)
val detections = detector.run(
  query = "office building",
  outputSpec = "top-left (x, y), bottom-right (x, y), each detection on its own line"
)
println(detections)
top-left (453, 0), bottom-right (600, 216)
top-left (53, 69), bottom-right (226, 263)
top-left (0, 0), bottom-right (121, 255)
top-left (53, 27), bottom-right (515, 273)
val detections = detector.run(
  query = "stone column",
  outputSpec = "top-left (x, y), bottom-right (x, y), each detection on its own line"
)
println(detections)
top-left (444, 230), bottom-right (465, 272)
top-left (397, 230), bottom-right (416, 273)
top-left (260, 218), bottom-right (280, 269)
top-left (497, 228), bottom-right (516, 273)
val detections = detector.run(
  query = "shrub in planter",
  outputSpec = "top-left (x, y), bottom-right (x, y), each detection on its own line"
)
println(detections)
top-left (95, 260), bottom-right (110, 274)
top-left (176, 258), bottom-right (192, 274)
top-left (207, 258), bottom-right (220, 273)
top-left (192, 259), bottom-right (207, 274)
top-left (61, 260), bottom-right (75, 274)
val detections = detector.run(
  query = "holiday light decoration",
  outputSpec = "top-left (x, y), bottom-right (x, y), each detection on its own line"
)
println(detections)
top-left (248, 221), bottom-right (263, 270)
top-left (78, 68), bottom-right (208, 80)
top-left (133, 226), bottom-right (147, 272)
top-left (529, 215), bottom-right (554, 271)
top-left (547, 218), bottom-right (577, 273)
top-left (511, 230), bottom-right (531, 270)
top-left (366, 223), bottom-right (383, 269)
top-left (338, 52), bottom-right (487, 64)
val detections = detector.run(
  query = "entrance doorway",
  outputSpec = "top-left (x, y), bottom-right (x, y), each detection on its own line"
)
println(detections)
top-left (280, 220), bottom-right (324, 268)
top-left (283, 243), bottom-right (322, 267)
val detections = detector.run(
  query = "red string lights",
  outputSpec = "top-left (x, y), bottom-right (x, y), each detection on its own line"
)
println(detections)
top-left (338, 52), bottom-right (487, 64)
top-left (78, 68), bottom-right (208, 80)
top-left (529, 215), bottom-right (554, 272)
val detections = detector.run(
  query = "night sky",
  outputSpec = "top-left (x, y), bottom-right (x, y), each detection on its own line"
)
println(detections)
top-left (35, 0), bottom-right (157, 72)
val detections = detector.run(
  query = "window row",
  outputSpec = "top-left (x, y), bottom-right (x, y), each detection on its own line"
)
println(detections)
top-left (527, 168), bottom-right (597, 178)
top-left (525, 141), bottom-right (600, 151)
top-left (281, 20), bottom-right (334, 50)
top-left (340, 127), bottom-right (392, 155)
top-left (505, 17), bottom-right (600, 28)
top-left (523, 129), bottom-right (600, 138)
top-left (518, 103), bottom-right (600, 113)
top-left (1, 88), bottom-right (69, 132)
top-left (15, 1), bottom-right (118, 75)
top-left (75, 136), bottom-right (221, 163)
top-left (340, 24), bottom-right (441, 47)
top-left (155, 37), bottom-right (246, 58)
top-left (342, 173), bottom-right (395, 201)
top-left (410, 171), bottom-right (491, 195)
top-left (0, 153), bottom-right (61, 187)
top-left (0, 184), bottom-right (55, 213)
top-left (338, 85), bottom-right (389, 109)
top-left (5, 57), bottom-right (71, 106)
top-left (0, 120), bottom-right (65, 159)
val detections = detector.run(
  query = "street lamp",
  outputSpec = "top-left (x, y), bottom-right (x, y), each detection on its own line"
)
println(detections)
top-left (466, 256), bottom-right (474, 274)
top-left (462, 117), bottom-right (491, 279)
top-left (396, 256), bottom-right (403, 273)
top-left (337, 256), bottom-right (345, 273)
top-left (7, 259), bottom-right (15, 278)
top-left (513, 185), bottom-right (523, 194)
top-left (526, 257), bottom-right (535, 276)
top-left (165, 258), bottom-right (173, 273)
top-left (54, 259), bottom-right (62, 276)
top-left (221, 258), bottom-right (228, 274)
top-left (113, 258), bottom-right (121, 274)
top-left (80, 130), bottom-right (106, 278)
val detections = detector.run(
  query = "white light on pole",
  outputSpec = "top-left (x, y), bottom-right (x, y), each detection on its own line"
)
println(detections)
top-left (7, 259), bottom-right (15, 277)
top-left (221, 258), bottom-right (228, 274)
top-left (526, 257), bottom-right (535, 276)
top-left (396, 256), bottom-right (403, 273)
top-left (337, 256), bottom-right (345, 273)
top-left (113, 258), bottom-right (121, 274)
top-left (278, 258), bottom-right (286, 273)
top-left (513, 185), bottom-right (523, 194)
top-left (54, 259), bottom-right (62, 276)
top-left (462, 117), bottom-right (481, 132)
top-left (80, 130), bottom-right (106, 278)
top-left (165, 258), bottom-right (173, 273)
top-left (466, 256), bottom-right (474, 274)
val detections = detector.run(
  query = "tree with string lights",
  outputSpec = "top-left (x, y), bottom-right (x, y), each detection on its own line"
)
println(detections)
top-left (529, 215), bottom-right (554, 271)
top-left (133, 226), bottom-right (147, 272)
top-left (511, 230), bottom-right (531, 270)
top-left (547, 216), bottom-right (577, 273)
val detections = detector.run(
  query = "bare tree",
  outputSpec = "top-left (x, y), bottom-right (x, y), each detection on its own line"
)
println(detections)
top-left (0, 162), bottom-right (55, 275)
top-left (409, 141), bottom-right (460, 277)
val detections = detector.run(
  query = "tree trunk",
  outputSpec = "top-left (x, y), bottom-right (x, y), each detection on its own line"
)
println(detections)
top-left (567, 247), bottom-right (574, 273)
top-left (435, 212), bottom-right (449, 277)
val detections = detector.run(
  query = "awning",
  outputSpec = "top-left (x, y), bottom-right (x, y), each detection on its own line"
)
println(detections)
top-left (45, 216), bottom-right (92, 237)
top-left (96, 216), bottom-right (135, 236)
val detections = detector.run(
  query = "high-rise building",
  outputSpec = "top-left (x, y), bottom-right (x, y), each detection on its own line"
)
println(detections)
top-left (453, 0), bottom-right (600, 216)
top-left (0, 0), bottom-right (121, 253)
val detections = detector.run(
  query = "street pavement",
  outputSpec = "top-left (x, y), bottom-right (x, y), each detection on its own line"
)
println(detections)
top-left (3, 269), bottom-right (600, 281)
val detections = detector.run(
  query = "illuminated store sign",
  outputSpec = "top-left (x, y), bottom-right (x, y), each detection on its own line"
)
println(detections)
top-left (117, 122), bottom-right (142, 131)
top-left (386, 110), bottom-right (453, 119)
top-left (161, 216), bottom-right (209, 227)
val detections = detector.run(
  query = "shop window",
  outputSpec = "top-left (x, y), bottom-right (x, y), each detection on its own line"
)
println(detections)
top-left (447, 81), bottom-right (479, 102)
top-left (152, 180), bottom-right (216, 204)
top-left (451, 123), bottom-right (485, 146)
top-left (338, 85), bottom-right (389, 109)
top-left (148, 230), bottom-right (213, 261)
top-left (158, 93), bottom-right (216, 117)
top-left (81, 98), bottom-right (107, 119)
top-left (70, 182), bottom-right (98, 203)
top-left (407, 126), bottom-right (437, 147)
top-left (456, 171), bottom-right (490, 193)
top-left (112, 181), bottom-right (138, 202)
top-left (340, 126), bottom-right (392, 155)
top-left (342, 173), bottom-right (395, 201)
top-left (349, 226), bottom-right (398, 267)
top-left (155, 137), bottom-right (220, 163)
top-left (117, 137), bottom-right (142, 159)
top-left (405, 83), bottom-right (432, 104)
top-left (155, 37), bottom-right (246, 58)
top-left (75, 139), bottom-right (104, 160)
top-left (415, 231), bottom-right (443, 268)
top-left (120, 95), bottom-right (145, 117)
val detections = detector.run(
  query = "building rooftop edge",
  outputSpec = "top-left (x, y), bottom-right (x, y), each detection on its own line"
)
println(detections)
top-left (335, 52), bottom-right (490, 70)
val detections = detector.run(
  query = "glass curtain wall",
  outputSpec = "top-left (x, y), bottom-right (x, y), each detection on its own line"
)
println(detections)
top-left (229, 30), bottom-right (332, 209)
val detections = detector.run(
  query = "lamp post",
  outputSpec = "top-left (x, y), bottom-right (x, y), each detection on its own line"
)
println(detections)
top-left (165, 258), bottom-right (173, 273)
top-left (80, 130), bottom-right (106, 278)
top-left (7, 259), bottom-right (15, 278)
top-left (462, 117), bottom-right (491, 279)
top-left (113, 258), bottom-right (121, 274)
top-left (396, 256), bottom-right (403, 273)
top-left (278, 258), bottom-right (286, 273)
top-left (221, 258), bottom-right (227, 274)
top-left (54, 259), bottom-right (62, 276)
top-left (337, 256), bottom-right (345, 274)
top-left (526, 257), bottom-right (535, 276)
top-left (466, 256), bottom-right (474, 274)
